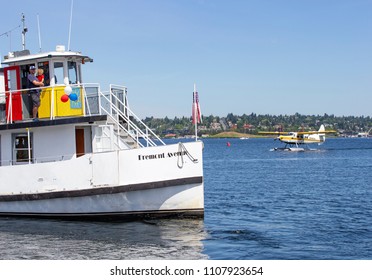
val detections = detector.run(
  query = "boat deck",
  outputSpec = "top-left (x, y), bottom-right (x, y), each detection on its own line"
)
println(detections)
top-left (0, 115), bottom-right (107, 131)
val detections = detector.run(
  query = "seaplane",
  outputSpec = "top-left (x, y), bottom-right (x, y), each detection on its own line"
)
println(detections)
top-left (259, 125), bottom-right (337, 151)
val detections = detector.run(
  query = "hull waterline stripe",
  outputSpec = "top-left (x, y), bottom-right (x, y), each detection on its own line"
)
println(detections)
top-left (0, 176), bottom-right (203, 202)
top-left (0, 208), bottom-right (204, 220)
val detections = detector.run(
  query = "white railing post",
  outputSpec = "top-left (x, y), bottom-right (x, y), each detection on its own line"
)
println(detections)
top-left (82, 85), bottom-right (91, 116)
top-left (7, 90), bottom-right (13, 124)
top-left (50, 86), bottom-right (55, 120)
top-left (98, 85), bottom-right (102, 115)
top-left (27, 128), bottom-right (31, 164)
top-left (146, 127), bottom-right (149, 147)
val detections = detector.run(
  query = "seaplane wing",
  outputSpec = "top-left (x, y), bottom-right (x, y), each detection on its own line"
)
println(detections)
top-left (258, 131), bottom-right (290, 135)
top-left (296, 130), bottom-right (337, 135)
top-left (259, 128), bottom-right (337, 136)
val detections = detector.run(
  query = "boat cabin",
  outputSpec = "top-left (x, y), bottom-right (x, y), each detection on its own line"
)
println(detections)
top-left (1, 45), bottom-right (93, 122)
top-left (0, 46), bottom-right (137, 167)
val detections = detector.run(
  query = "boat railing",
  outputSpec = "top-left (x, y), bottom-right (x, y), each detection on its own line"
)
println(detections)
top-left (80, 83), bottom-right (164, 148)
top-left (0, 153), bottom-right (76, 166)
top-left (0, 86), bottom-right (47, 124)
top-left (0, 84), bottom-right (82, 123)
top-left (0, 83), bottom-right (165, 148)
top-left (98, 86), bottom-right (165, 147)
top-left (0, 149), bottom-right (122, 166)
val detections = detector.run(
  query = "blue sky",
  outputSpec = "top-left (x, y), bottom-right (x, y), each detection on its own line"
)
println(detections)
top-left (1, 0), bottom-right (372, 118)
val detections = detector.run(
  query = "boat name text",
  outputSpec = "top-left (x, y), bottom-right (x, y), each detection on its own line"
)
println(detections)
top-left (138, 151), bottom-right (187, 161)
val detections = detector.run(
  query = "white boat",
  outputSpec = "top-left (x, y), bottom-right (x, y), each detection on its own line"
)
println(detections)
top-left (0, 34), bottom-right (204, 221)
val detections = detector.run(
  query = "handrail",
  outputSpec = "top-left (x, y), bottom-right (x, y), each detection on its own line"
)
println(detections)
top-left (0, 84), bottom-right (68, 95)
top-left (100, 89), bottom-right (165, 147)
top-left (0, 84), bottom-right (70, 123)
top-left (104, 92), bottom-right (150, 144)
top-left (0, 82), bottom-right (164, 148)
top-left (108, 85), bottom-right (164, 145)
top-left (0, 152), bottom-right (77, 166)
top-left (0, 86), bottom-right (53, 123)
top-left (98, 103), bottom-right (145, 148)
top-left (99, 96), bottom-right (149, 148)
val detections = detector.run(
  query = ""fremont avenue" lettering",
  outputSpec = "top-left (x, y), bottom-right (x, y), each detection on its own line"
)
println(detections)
top-left (138, 151), bottom-right (187, 161)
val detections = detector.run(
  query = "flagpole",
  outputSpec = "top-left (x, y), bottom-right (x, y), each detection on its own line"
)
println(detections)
top-left (194, 83), bottom-right (198, 141)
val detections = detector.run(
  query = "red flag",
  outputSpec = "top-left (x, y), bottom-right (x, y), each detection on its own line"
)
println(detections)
top-left (192, 90), bottom-right (201, 124)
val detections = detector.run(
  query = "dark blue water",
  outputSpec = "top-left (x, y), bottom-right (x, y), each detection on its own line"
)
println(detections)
top-left (0, 138), bottom-right (371, 259)
top-left (203, 138), bottom-right (372, 259)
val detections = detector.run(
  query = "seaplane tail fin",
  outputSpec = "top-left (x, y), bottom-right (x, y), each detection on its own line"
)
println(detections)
top-left (318, 124), bottom-right (325, 132)
top-left (317, 125), bottom-right (326, 143)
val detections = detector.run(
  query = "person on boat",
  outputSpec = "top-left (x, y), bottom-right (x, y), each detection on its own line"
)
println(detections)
top-left (37, 68), bottom-right (44, 83)
top-left (27, 65), bottom-right (44, 121)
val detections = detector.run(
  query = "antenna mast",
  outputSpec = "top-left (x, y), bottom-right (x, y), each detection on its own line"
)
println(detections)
top-left (68, 0), bottom-right (74, 51)
top-left (37, 14), bottom-right (42, 52)
top-left (21, 13), bottom-right (28, 50)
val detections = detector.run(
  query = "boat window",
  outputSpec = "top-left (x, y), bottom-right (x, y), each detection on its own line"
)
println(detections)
top-left (6, 68), bottom-right (18, 91)
top-left (38, 61), bottom-right (50, 86)
top-left (20, 65), bottom-right (32, 89)
top-left (68, 61), bottom-right (77, 85)
top-left (0, 104), bottom-right (4, 123)
top-left (12, 133), bottom-right (33, 164)
top-left (53, 62), bottom-right (64, 85)
top-left (84, 86), bottom-right (100, 115)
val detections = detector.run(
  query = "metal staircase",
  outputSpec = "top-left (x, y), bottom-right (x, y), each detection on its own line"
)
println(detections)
top-left (84, 84), bottom-right (165, 150)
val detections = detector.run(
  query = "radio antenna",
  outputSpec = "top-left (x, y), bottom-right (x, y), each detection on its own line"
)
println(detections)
top-left (37, 14), bottom-right (42, 52)
top-left (21, 13), bottom-right (28, 50)
top-left (68, 0), bottom-right (74, 51)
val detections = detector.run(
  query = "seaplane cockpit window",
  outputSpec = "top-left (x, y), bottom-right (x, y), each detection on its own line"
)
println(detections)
top-left (13, 133), bottom-right (33, 164)
top-left (53, 62), bottom-right (64, 85)
top-left (68, 61), bottom-right (78, 85)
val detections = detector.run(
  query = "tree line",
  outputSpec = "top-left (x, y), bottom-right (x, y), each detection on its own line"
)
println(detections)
top-left (141, 113), bottom-right (372, 137)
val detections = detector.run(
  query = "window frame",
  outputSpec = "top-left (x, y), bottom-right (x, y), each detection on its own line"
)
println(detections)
top-left (12, 132), bottom-right (33, 164)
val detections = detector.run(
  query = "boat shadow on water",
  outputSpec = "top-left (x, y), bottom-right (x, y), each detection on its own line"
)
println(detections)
top-left (0, 217), bottom-right (209, 260)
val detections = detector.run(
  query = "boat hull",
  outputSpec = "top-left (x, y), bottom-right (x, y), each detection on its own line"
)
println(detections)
top-left (0, 141), bottom-right (204, 220)
top-left (0, 180), bottom-right (204, 220)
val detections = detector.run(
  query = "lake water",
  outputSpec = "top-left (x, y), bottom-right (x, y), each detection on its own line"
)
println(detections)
top-left (0, 138), bottom-right (371, 260)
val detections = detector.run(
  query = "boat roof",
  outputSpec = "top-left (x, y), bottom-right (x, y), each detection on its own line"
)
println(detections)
top-left (2, 48), bottom-right (93, 65)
